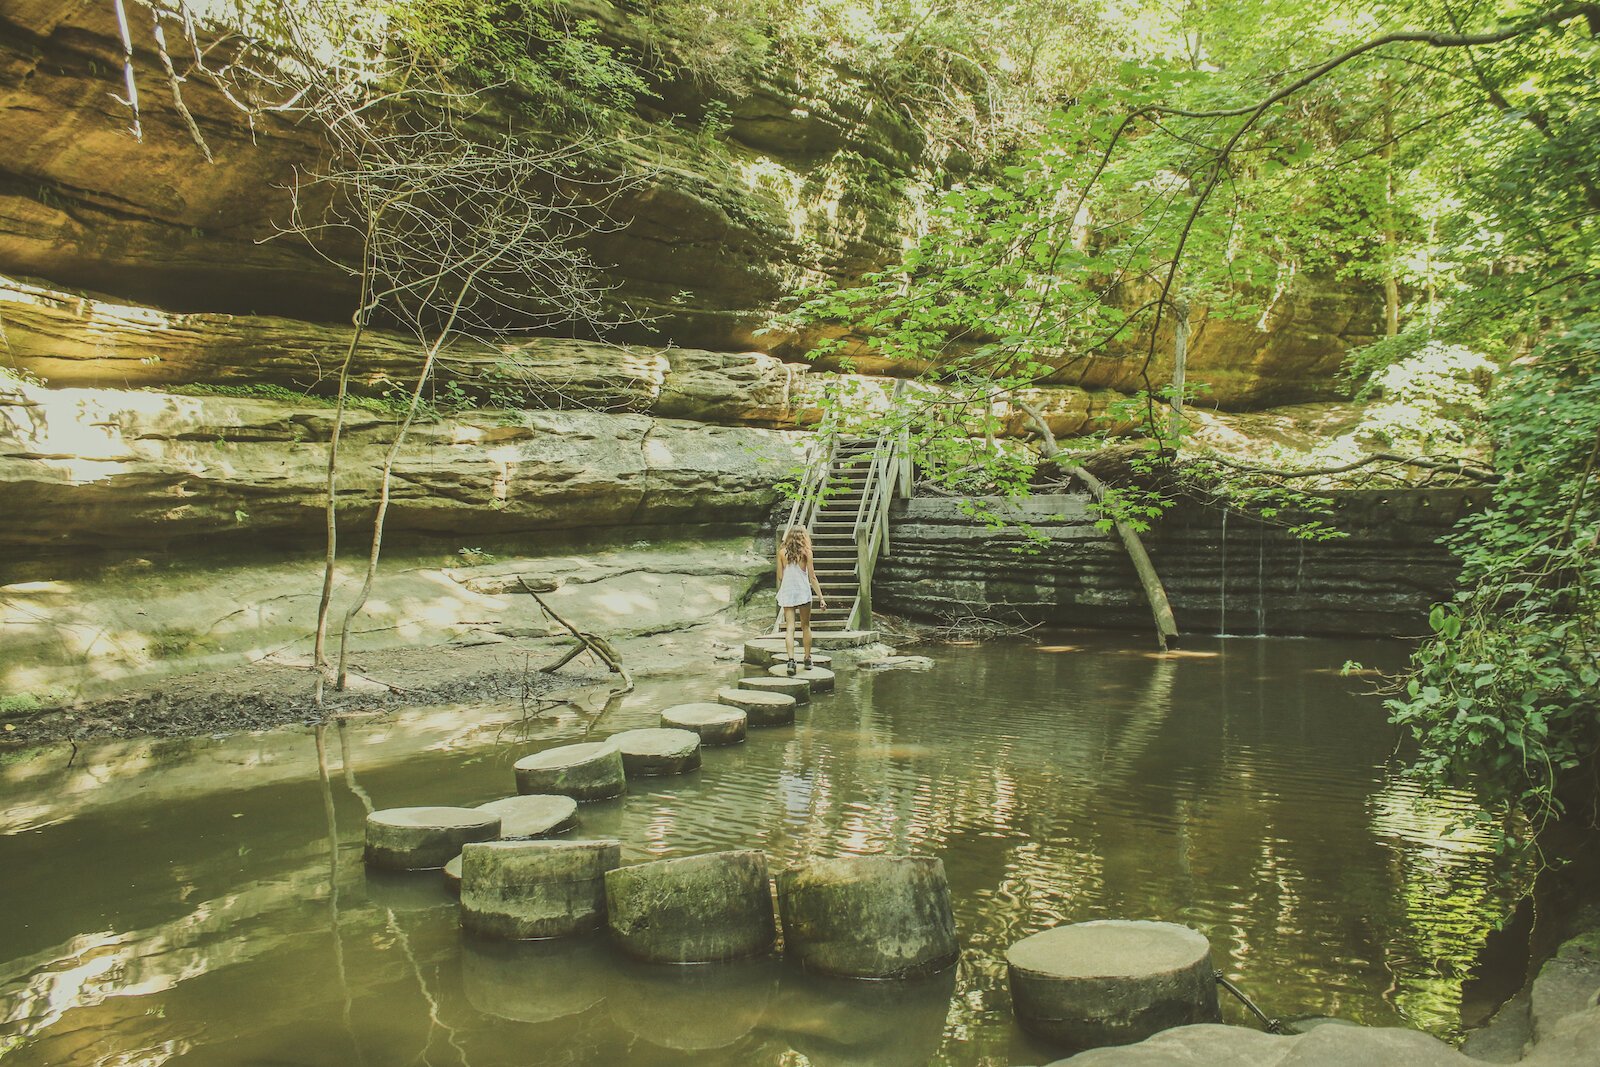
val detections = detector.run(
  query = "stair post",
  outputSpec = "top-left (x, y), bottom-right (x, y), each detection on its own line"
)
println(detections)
top-left (854, 523), bottom-right (872, 630)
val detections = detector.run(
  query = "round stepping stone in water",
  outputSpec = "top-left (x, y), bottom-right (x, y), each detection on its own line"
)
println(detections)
top-left (605, 850), bottom-right (777, 963)
top-left (739, 675), bottom-right (811, 704)
top-left (443, 854), bottom-right (463, 894)
top-left (661, 703), bottom-right (747, 746)
top-left (777, 855), bottom-right (959, 979)
top-left (1005, 920), bottom-right (1221, 1050)
top-left (743, 638), bottom-right (832, 668)
top-left (609, 728), bottom-right (702, 777)
top-left (514, 741), bottom-right (626, 801)
top-left (460, 838), bottom-right (622, 939)
top-left (365, 806), bottom-right (501, 871)
top-left (477, 794), bottom-right (579, 839)
top-left (714, 687), bottom-right (796, 726)
top-left (767, 664), bottom-right (835, 693)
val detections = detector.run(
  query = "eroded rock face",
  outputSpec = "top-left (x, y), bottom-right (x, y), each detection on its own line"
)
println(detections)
top-left (0, 377), bottom-right (802, 549)
top-left (0, 0), bottom-right (922, 346)
top-left (876, 492), bottom-right (1487, 638)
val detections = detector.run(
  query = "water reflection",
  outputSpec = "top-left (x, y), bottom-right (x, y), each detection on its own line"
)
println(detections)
top-left (0, 636), bottom-right (1526, 1065)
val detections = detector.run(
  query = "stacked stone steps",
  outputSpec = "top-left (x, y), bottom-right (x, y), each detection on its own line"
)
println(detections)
top-left (802, 438), bottom-right (879, 631)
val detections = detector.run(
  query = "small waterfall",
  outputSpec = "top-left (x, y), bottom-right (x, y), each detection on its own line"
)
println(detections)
top-left (1218, 509), bottom-right (1229, 637)
top-left (1256, 526), bottom-right (1266, 636)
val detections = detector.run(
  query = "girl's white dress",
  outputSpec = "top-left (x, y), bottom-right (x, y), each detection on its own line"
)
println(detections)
top-left (777, 558), bottom-right (814, 608)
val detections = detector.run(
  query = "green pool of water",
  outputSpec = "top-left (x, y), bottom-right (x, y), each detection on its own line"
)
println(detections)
top-left (0, 634), bottom-right (1524, 1065)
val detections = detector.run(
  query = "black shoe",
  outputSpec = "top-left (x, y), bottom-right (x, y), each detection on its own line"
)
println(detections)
top-left (786, 658), bottom-right (797, 675)
top-left (803, 656), bottom-right (813, 668)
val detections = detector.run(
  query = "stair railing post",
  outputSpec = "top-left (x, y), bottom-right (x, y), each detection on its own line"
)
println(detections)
top-left (854, 522), bottom-right (872, 630)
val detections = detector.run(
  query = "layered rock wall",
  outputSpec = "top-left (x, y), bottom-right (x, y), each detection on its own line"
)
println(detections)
top-left (0, 376), bottom-right (800, 555)
top-left (876, 491), bottom-right (1485, 638)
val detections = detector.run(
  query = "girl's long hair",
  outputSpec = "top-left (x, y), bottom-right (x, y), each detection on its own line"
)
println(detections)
top-left (781, 526), bottom-right (811, 564)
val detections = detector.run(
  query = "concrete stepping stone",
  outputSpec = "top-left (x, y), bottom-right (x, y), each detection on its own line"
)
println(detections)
top-left (739, 674), bottom-right (811, 703)
top-left (743, 638), bottom-right (834, 668)
top-left (365, 806), bottom-right (501, 871)
top-left (768, 664), bottom-right (835, 692)
top-left (459, 838), bottom-right (621, 939)
top-left (477, 794), bottom-right (578, 839)
top-left (661, 703), bottom-right (747, 745)
top-left (777, 855), bottom-right (959, 978)
top-left (514, 741), bottom-right (626, 801)
top-left (609, 728), bottom-right (702, 776)
top-left (715, 687), bottom-right (796, 726)
top-left (443, 854), bottom-right (463, 893)
top-left (1006, 920), bottom-right (1221, 1050)
top-left (605, 850), bottom-right (777, 963)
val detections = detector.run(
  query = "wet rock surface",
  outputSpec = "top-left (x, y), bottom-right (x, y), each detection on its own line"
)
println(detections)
top-left (738, 674), bottom-right (812, 703)
top-left (768, 664), bottom-right (836, 691)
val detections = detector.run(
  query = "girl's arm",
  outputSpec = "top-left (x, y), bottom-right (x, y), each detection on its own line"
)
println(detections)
top-left (776, 548), bottom-right (785, 583)
top-left (808, 552), bottom-right (826, 607)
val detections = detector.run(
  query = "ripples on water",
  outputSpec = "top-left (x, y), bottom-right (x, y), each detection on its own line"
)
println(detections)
top-left (0, 635), bottom-right (1526, 1065)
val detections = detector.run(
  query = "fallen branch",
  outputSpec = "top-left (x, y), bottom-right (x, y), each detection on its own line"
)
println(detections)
top-left (1016, 399), bottom-right (1181, 651)
top-left (517, 578), bottom-right (633, 692)
top-left (1202, 451), bottom-right (1497, 482)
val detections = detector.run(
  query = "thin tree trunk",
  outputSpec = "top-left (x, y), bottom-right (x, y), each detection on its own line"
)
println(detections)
top-left (334, 273), bottom-right (476, 689)
top-left (1381, 79), bottom-right (1400, 337)
top-left (313, 225), bottom-right (376, 705)
top-left (1016, 399), bottom-right (1181, 651)
top-left (1169, 298), bottom-right (1189, 442)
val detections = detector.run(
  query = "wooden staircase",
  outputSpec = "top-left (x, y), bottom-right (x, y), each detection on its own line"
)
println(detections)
top-left (778, 432), bottom-right (912, 632)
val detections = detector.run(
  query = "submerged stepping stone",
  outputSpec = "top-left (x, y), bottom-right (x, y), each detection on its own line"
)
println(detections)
top-left (767, 664), bottom-right (836, 693)
top-left (514, 741), bottom-right (626, 801)
top-left (365, 806), bottom-right (501, 871)
top-left (739, 675), bottom-right (811, 704)
top-left (605, 850), bottom-right (777, 963)
top-left (860, 655), bottom-right (934, 672)
top-left (611, 959), bottom-right (779, 1051)
top-left (777, 855), bottom-right (959, 979)
top-left (478, 794), bottom-right (579, 839)
top-left (610, 728), bottom-right (702, 777)
top-left (1006, 920), bottom-right (1221, 1050)
top-left (715, 687), bottom-right (796, 726)
top-left (460, 838), bottom-right (622, 939)
top-left (743, 638), bottom-right (833, 668)
top-left (661, 703), bottom-right (747, 745)
top-left (463, 938), bottom-right (612, 1024)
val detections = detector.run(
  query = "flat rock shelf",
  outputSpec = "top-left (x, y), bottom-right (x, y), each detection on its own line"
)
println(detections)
top-left (1007, 920), bottom-right (1222, 1050)
top-left (660, 703), bottom-right (748, 745)
top-left (365, 806), bottom-right (502, 871)
top-left (514, 741), bottom-right (627, 801)
top-left (713, 688), bottom-right (797, 726)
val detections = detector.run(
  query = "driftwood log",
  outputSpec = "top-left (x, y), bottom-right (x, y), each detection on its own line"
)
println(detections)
top-left (516, 578), bottom-right (633, 691)
top-left (1014, 400), bottom-right (1181, 652)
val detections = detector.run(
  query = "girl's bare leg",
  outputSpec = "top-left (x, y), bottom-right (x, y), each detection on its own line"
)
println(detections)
top-left (800, 604), bottom-right (813, 663)
top-left (783, 607), bottom-right (797, 663)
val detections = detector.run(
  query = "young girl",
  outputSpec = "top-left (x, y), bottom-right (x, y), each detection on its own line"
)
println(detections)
top-left (776, 526), bottom-right (827, 673)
